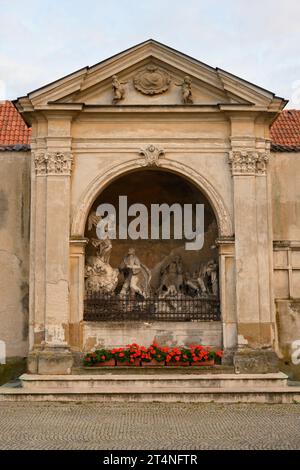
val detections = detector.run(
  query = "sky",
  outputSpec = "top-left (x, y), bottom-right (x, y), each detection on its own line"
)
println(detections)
top-left (0, 0), bottom-right (300, 108)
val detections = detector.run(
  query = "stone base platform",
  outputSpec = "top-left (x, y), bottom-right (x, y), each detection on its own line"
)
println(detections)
top-left (1, 371), bottom-right (300, 403)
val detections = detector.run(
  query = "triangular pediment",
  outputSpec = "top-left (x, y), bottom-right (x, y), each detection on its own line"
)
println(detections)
top-left (16, 40), bottom-right (287, 112)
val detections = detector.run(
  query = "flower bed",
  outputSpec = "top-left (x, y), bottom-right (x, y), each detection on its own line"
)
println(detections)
top-left (83, 343), bottom-right (222, 367)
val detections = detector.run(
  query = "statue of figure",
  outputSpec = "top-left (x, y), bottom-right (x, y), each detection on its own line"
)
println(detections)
top-left (87, 210), bottom-right (100, 232)
top-left (119, 248), bottom-right (151, 298)
top-left (160, 284), bottom-right (178, 298)
top-left (112, 75), bottom-right (127, 104)
top-left (85, 254), bottom-right (118, 295)
top-left (175, 75), bottom-right (193, 104)
top-left (158, 255), bottom-right (183, 294)
top-left (197, 262), bottom-right (208, 294)
top-left (91, 238), bottom-right (112, 264)
top-left (206, 259), bottom-right (218, 296)
top-left (184, 271), bottom-right (200, 296)
top-left (84, 223), bottom-right (118, 295)
top-left (87, 212), bottom-right (115, 264)
top-left (196, 259), bottom-right (218, 296)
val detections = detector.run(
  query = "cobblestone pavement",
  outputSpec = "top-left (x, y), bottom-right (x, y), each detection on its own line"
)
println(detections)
top-left (0, 402), bottom-right (300, 450)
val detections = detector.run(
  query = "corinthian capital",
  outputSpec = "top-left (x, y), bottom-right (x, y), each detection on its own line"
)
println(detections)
top-left (33, 152), bottom-right (47, 175)
top-left (47, 152), bottom-right (73, 175)
top-left (33, 151), bottom-right (73, 176)
top-left (228, 150), bottom-right (258, 175)
top-left (228, 150), bottom-right (269, 176)
top-left (256, 151), bottom-right (270, 175)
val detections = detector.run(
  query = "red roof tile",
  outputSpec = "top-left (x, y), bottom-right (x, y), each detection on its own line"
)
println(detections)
top-left (0, 100), bottom-right (31, 146)
top-left (270, 110), bottom-right (300, 151)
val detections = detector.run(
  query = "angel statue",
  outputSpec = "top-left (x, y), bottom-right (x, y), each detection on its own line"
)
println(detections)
top-left (86, 212), bottom-right (112, 263)
top-left (84, 211), bottom-right (117, 294)
top-left (112, 74), bottom-right (127, 104)
top-left (175, 75), bottom-right (193, 104)
top-left (90, 238), bottom-right (112, 265)
top-left (119, 248), bottom-right (151, 298)
top-left (87, 210), bottom-right (100, 232)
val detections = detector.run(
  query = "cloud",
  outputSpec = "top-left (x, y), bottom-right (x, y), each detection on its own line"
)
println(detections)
top-left (0, 0), bottom-right (299, 107)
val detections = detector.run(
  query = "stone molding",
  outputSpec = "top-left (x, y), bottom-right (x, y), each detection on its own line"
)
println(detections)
top-left (228, 150), bottom-right (270, 176)
top-left (139, 144), bottom-right (165, 167)
top-left (33, 151), bottom-right (73, 176)
top-left (71, 157), bottom-right (233, 238)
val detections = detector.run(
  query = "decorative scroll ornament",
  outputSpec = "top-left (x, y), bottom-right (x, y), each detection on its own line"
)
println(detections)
top-left (34, 151), bottom-right (73, 176)
top-left (139, 145), bottom-right (165, 167)
top-left (134, 64), bottom-right (171, 95)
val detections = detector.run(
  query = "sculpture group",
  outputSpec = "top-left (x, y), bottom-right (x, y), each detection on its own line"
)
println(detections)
top-left (85, 213), bottom-right (218, 301)
top-left (111, 63), bottom-right (193, 104)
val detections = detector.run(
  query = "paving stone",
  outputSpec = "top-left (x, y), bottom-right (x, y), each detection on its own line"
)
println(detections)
top-left (0, 403), bottom-right (299, 449)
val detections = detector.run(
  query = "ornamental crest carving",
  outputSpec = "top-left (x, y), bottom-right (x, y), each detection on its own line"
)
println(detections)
top-left (134, 64), bottom-right (171, 95)
top-left (139, 145), bottom-right (165, 167)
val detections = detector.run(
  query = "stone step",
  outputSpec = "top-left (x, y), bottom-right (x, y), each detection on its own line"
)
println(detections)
top-left (0, 385), bottom-right (300, 404)
top-left (20, 372), bottom-right (288, 391)
top-left (0, 372), bottom-right (296, 404)
top-left (73, 365), bottom-right (235, 375)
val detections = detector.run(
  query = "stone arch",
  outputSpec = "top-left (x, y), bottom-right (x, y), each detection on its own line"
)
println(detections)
top-left (71, 157), bottom-right (233, 238)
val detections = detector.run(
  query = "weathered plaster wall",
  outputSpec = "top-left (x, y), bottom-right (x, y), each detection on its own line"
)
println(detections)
top-left (0, 151), bottom-right (30, 364)
top-left (271, 152), bottom-right (300, 241)
top-left (70, 114), bottom-right (234, 230)
top-left (270, 151), bottom-right (300, 378)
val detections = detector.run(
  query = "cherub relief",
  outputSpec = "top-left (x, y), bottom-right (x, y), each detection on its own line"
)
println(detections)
top-left (112, 74), bottom-right (127, 104)
top-left (175, 75), bottom-right (193, 104)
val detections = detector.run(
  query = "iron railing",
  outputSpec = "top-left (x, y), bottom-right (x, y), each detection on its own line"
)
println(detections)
top-left (84, 293), bottom-right (220, 322)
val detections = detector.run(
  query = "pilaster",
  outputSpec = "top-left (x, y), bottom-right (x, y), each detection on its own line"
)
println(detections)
top-left (28, 113), bottom-right (75, 374)
top-left (229, 117), bottom-right (276, 371)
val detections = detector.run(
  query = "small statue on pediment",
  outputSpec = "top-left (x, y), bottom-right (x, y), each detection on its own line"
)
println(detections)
top-left (176, 75), bottom-right (193, 104)
top-left (112, 75), bottom-right (127, 104)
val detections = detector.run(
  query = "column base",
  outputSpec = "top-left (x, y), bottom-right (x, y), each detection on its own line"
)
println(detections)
top-left (233, 347), bottom-right (279, 374)
top-left (221, 348), bottom-right (235, 366)
top-left (28, 345), bottom-right (73, 375)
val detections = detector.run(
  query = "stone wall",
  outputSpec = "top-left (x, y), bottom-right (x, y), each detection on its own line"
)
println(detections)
top-left (0, 150), bottom-right (30, 383)
top-left (82, 321), bottom-right (223, 353)
top-left (270, 151), bottom-right (300, 378)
